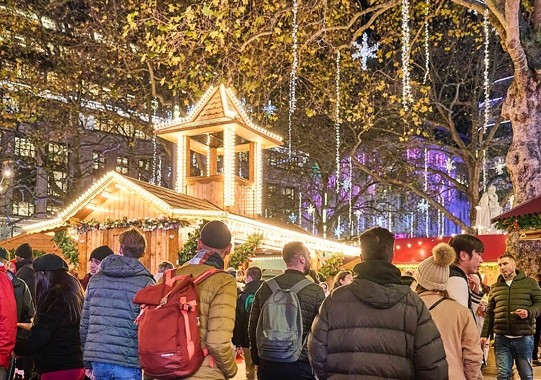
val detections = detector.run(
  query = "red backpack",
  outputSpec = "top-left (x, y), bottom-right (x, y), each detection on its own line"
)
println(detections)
top-left (133, 268), bottom-right (219, 379)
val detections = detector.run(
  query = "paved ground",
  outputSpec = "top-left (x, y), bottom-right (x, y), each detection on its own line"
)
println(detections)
top-left (232, 358), bottom-right (541, 380)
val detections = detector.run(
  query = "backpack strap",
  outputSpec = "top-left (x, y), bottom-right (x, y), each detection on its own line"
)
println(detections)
top-left (429, 297), bottom-right (447, 311)
top-left (164, 268), bottom-right (185, 287)
top-left (193, 268), bottom-right (221, 285)
top-left (289, 278), bottom-right (313, 294)
top-left (267, 278), bottom-right (312, 294)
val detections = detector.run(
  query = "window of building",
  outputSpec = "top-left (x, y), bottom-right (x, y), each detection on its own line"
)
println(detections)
top-left (48, 170), bottom-right (67, 197)
top-left (48, 142), bottom-right (68, 166)
top-left (14, 137), bottom-right (35, 158)
top-left (12, 201), bottom-right (34, 217)
top-left (116, 157), bottom-right (129, 174)
top-left (93, 151), bottom-right (106, 176)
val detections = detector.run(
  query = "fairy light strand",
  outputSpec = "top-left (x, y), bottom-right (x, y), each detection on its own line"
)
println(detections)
top-left (424, 147), bottom-right (429, 237)
top-left (335, 50), bottom-right (341, 192)
top-left (288, 0), bottom-right (299, 158)
top-left (423, 0), bottom-right (430, 84)
top-left (348, 156), bottom-right (353, 236)
top-left (482, 8), bottom-right (491, 190)
top-left (401, 0), bottom-right (413, 110)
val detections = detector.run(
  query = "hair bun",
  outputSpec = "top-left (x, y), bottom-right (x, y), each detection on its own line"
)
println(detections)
top-left (432, 243), bottom-right (456, 267)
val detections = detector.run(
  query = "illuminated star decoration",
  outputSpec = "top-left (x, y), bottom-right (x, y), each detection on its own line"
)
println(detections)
top-left (444, 157), bottom-right (456, 174)
top-left (288, 212), bottom-right (298, 224)
top-left (494, 157), bottom-right (506, 175)
top-left (262, 100), bottom-right (277, 116)
top-left (306, 204), bottom-right (316, 215)
top-left (417, 199), bottom-right (429, 212)
top-left (352, 33), bottom-right (379, 71)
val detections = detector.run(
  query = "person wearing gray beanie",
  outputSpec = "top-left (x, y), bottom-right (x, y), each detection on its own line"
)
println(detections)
top-left (414, 243), bottom-right (483, 380)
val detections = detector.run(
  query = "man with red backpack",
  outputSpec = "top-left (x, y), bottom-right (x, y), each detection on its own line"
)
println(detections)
top-left (164, 220), bottom-right (238, 379)
top-left (233, 266), bottom-right (264, 380)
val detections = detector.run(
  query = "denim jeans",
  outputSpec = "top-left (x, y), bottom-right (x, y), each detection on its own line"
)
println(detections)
top-left (494, 334), bottom-right (534, 380)
top-left (92, 362), bottom-right (142, 380)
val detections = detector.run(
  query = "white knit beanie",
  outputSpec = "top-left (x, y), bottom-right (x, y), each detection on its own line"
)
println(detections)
top-left (415, 243), bottom-right (456, 291)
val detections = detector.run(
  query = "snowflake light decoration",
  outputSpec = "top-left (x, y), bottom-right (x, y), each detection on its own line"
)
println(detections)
top-left (288, 212), bottom-right (298, 224)
top-left (186, 104), bottom-right (196, 116)
top-left (262, 100), bottom-right (277, 116)
top-left (352, 33), bottom-right (379, 71)
top-left (417, 199), bottom-right (429, 212)
top-left (494, 157), bottom-right (506, 175)
top-left (341, 177), bottom-right (351, 191)
top-left (306, 204), bottom-right (316, 215)
top-left (334, 225), bottom-right (344, 238)
top-left (354, 209), bottom-right (362, 217)
top-left (444, 157), bottom-right (456, 174)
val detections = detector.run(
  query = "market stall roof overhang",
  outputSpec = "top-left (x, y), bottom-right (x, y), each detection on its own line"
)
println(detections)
top-left (492, 194), bottom-right (541, 239)
top-left (22, 171), bottom-right (360, 257)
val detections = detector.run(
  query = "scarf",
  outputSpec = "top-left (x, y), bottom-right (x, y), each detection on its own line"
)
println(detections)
top-left (188, 249), bottom-right (225, 270)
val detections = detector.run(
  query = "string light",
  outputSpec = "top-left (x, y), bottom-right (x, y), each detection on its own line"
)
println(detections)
top-left (481, 8), bottom-right (491, 191)
top-left (348, 156), bottom-right (353, 236)
top-left (307, 204), bottom-right (316, 234)
top-left (401, 0), bottom-right (413, 110)
top-left (335, 50), bottom-right (341, 192)
top-left (355, 209), bottom-right (362, 237)
top-left (423, 0), bottom-right (430, 84)
top-left (176, 134), bottom-right (186, 193)
top-left (298, 192), bottom-right (302, 227)
top-left (288, 0), bottom-right (299, 158)
top-left (255, 141), bottom-right (263, 215)
top-left (223, 126), bottom-right (236, 206)
top-left (206, 133), bottom-right (211, 176)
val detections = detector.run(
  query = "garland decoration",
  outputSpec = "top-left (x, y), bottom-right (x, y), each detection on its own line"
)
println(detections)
top-left (72, 216), bottom-right (191, 234)
top-left (229, 233), bottom-right (264, 269)
top-left (319, 253), bottom-right (344, 279)
top-left (178, 223), bottom-right (205, 264)
top-left (53, 230), bottom-right (79, 267)
top-left (495, 215), bottom-right (541, 233)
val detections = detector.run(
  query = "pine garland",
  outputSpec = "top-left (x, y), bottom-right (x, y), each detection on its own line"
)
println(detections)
top-left (72, 216), bottom-right (190, 234)
top-left (495, 214), bottom-right (541, 233)
top-left (229, 233), bottom-right (264, 269)
top-left (53, 230), bottom-right (79, 267)
top-left (319, 253), bottom-right (344, 279)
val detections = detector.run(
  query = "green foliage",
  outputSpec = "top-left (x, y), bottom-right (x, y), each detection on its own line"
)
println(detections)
top-left (53, 230), bottom-right (79, 267)
top-left (319, 253), bottom-right (344, 279)
top-left (178, 221), bottom-right (207, 264)
top-left (228, 233), bottom-right (264, 269)
top-left (496, 214), bottom-right (541, 233)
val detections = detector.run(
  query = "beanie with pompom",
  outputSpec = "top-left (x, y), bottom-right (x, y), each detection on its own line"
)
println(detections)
top-left (415, 243), bottom-right (456, 291)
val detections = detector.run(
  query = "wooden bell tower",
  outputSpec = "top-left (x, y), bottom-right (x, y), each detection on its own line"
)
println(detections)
top-left (155, 85), bottom-right (282, 217)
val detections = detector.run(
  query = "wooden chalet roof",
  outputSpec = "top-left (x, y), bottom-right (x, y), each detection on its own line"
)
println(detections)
top-left (492, 194), bottom-right (541, 222)
top-left (0, 232), bottom-right (56, 253)
top-left (154, 84), bottom-right (282, 149)
top-left (129, 177), bottom-right (222, 212)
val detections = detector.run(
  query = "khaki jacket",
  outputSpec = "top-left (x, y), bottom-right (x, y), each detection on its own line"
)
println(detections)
top-left (420, 291), bottom-right (483, 380)
top-left (173, 264), bottom-right (238, 379)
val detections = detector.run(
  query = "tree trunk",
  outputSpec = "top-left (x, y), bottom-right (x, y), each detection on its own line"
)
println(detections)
top-left (503, 75), bottom-right (541, 204)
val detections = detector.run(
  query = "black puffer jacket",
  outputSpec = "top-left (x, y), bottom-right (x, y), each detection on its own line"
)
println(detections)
top-left (233, 279), bottom-right (264, 348)
top-left (481, 270), bottom-right (541, 337)
top-left (16, 259), bottom-right (35, 302)
top-left (308, 260), bottom-right (448, 380)
top-left (249, 269), bottom-right (325, 364)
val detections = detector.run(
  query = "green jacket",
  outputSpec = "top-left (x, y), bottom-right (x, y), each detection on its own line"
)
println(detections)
top-left (481, 270), bottom-right (541, 337)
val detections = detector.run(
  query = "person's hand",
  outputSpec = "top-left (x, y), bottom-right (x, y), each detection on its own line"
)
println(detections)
top-left (468, 274), bottom-right (481, 293)
top-left (85, 369), bottom-right (95, 380)
top-left (515, 309), bottom-right (528, 319)
top-left (17, 322), bottom-right (32, 331)
top-left (480, 337), bottom-right (489, 348)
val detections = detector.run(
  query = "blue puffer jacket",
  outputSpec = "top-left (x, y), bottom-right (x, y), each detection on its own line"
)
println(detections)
top-left (80, 255), bottom-right (154, 369)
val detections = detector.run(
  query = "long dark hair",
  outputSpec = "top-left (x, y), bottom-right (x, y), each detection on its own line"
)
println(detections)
top-left (35, 270), bottom-right (84, 324)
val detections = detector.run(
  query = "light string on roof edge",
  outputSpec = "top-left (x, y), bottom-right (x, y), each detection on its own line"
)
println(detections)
top-left (335, 50), bottom-right (341, 192)
top-left (150, 98), bottom-right (158, 185)
top-left (288, 0), bottom-right (299, 158)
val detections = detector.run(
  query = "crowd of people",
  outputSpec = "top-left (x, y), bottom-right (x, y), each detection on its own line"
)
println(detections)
top-left (0, 222), bottom-right (541, 380)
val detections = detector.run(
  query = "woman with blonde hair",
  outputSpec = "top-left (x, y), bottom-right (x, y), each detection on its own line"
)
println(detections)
top-left (332, 270), bottom-right (353, 290)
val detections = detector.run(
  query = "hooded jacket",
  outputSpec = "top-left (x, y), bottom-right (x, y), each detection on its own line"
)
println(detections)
top-left (308, 260), bottom-right (448, 380)
top-left (481, 270), bottom-right (541, 337)
top-left (80, 255), bottom-right (154, 369)
top-left (15, 258), bottom-right (35, 302)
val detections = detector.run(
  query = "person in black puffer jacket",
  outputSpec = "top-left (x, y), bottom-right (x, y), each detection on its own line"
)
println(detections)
top-left (14, 243), bottom-right (35, 302)
top-left (481, 254), bottom-right (541, 379)
top-left (308, 227), bottom-right (448, 380)
top-left (14, 254), bottom-right (85, 380)
top-left (249, 242), bottom-right (325, 380)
